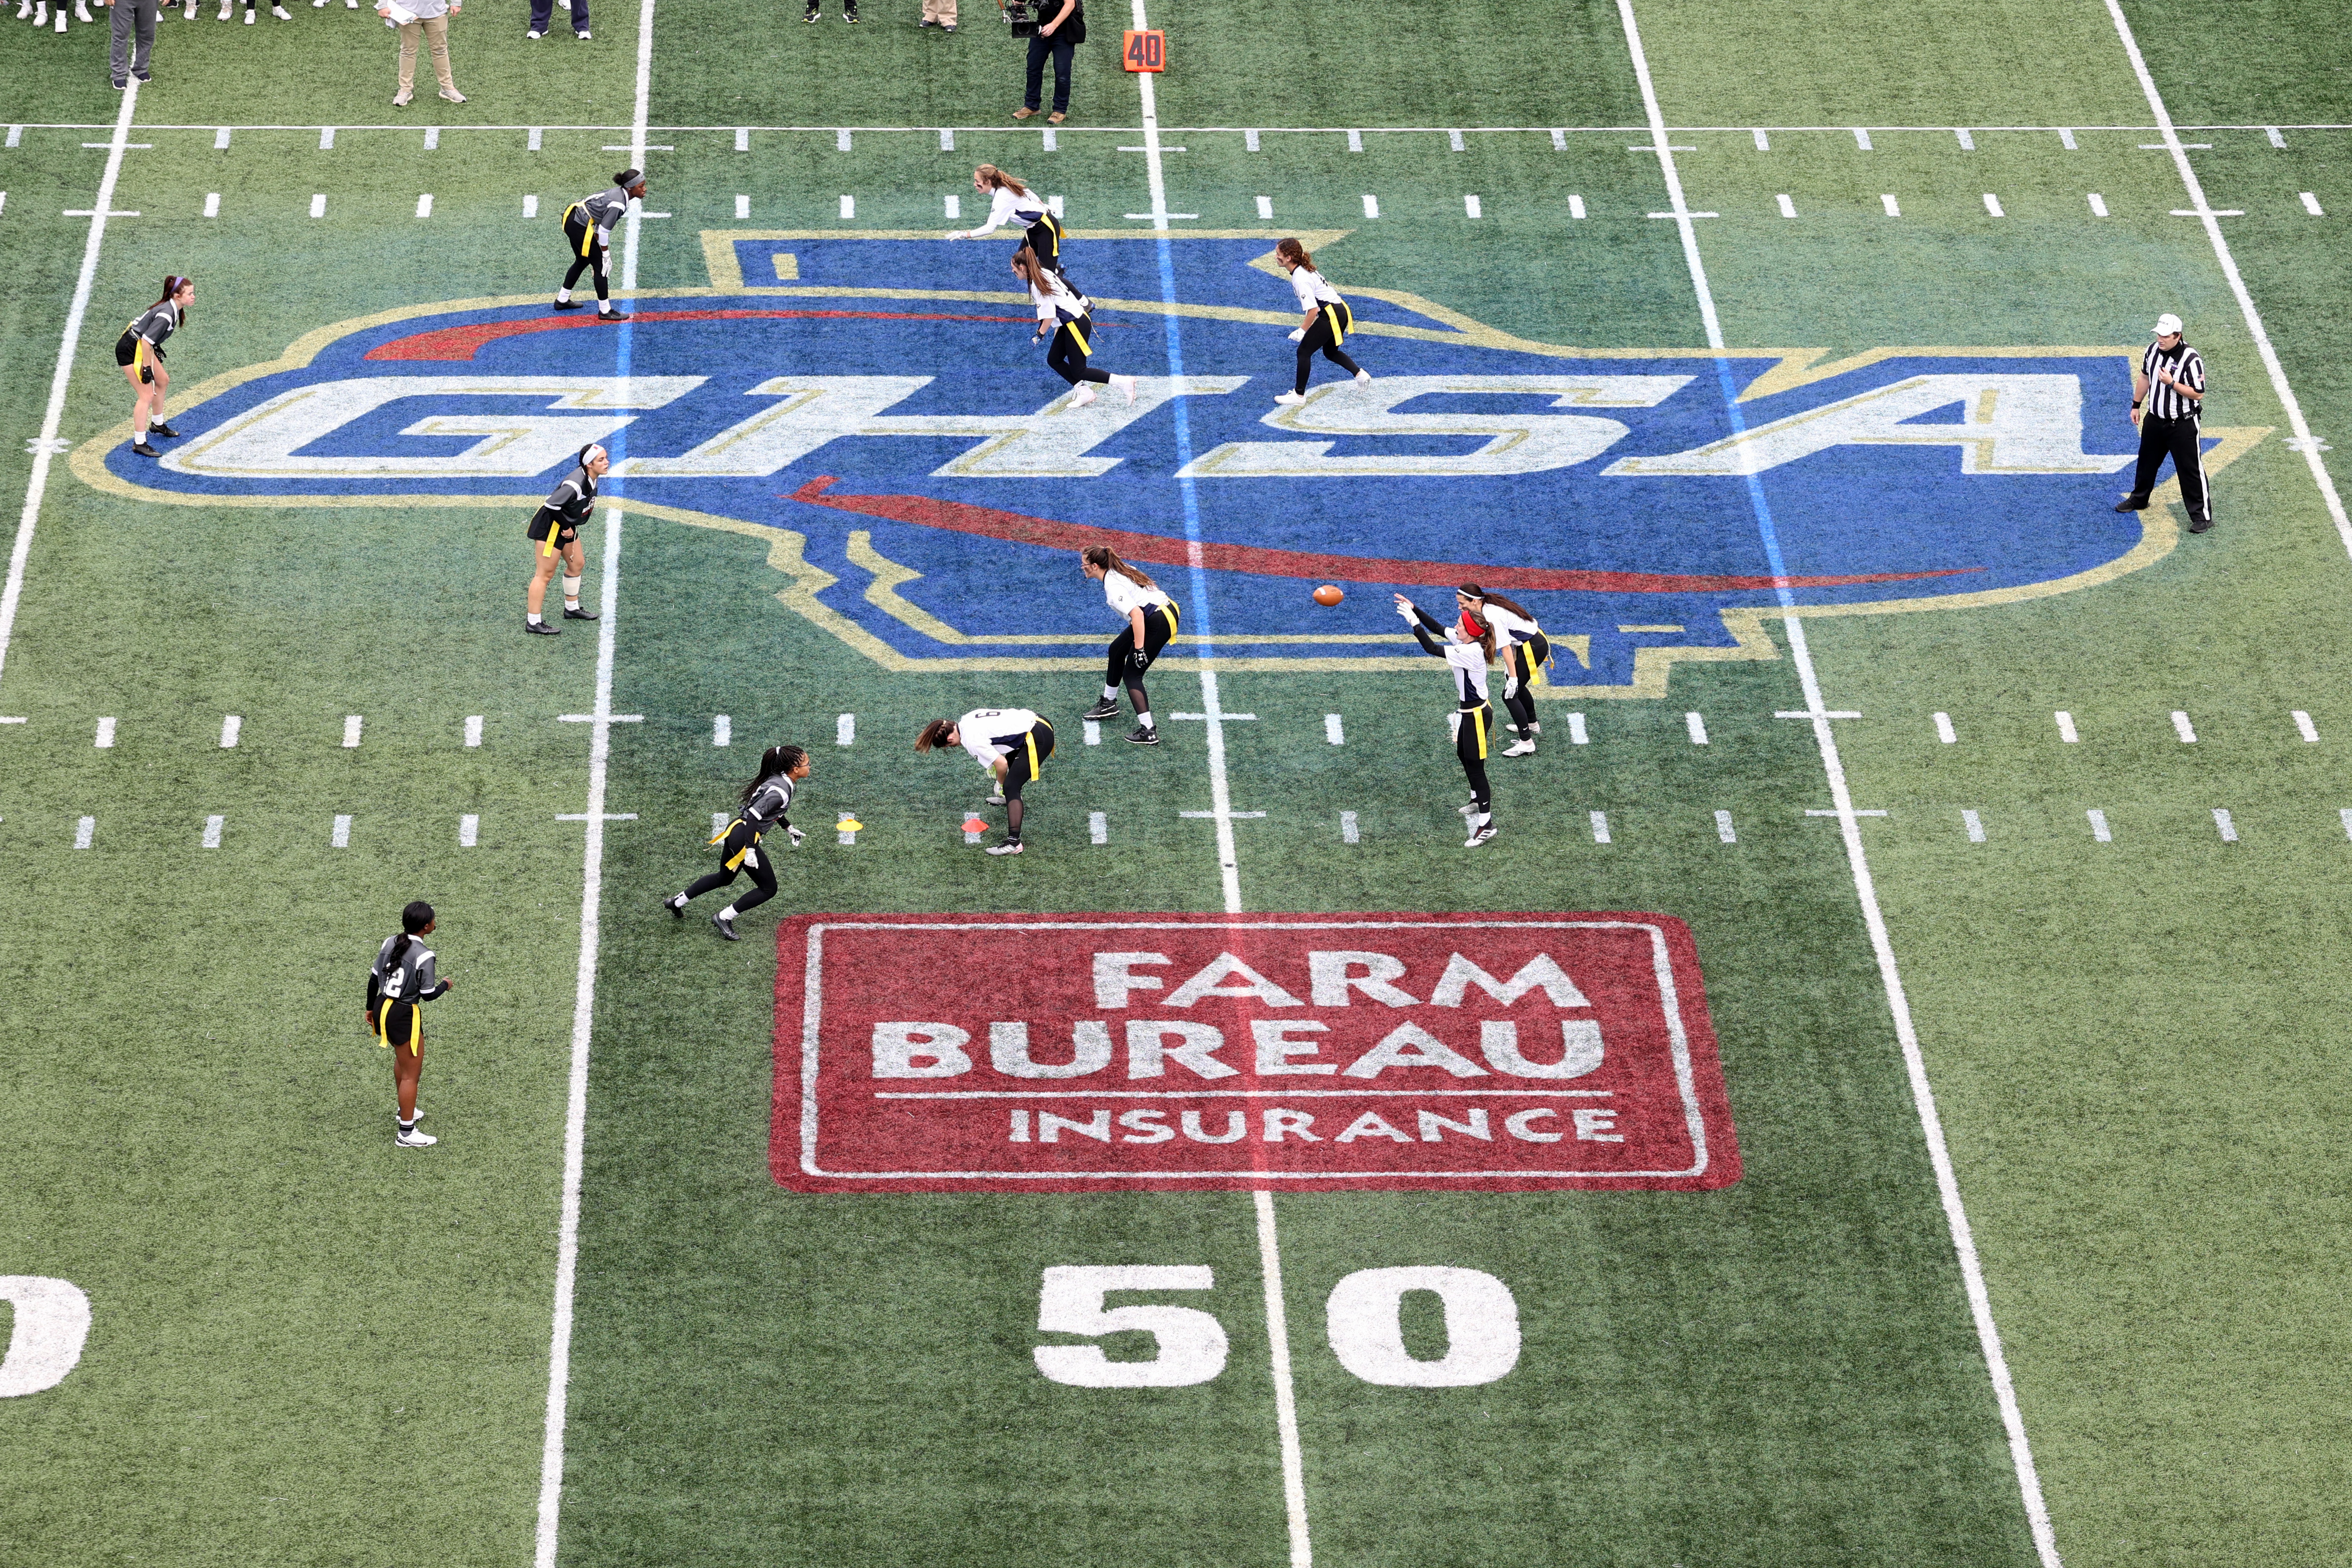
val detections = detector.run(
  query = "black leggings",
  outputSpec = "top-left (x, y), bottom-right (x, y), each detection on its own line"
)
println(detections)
top-left (1047, 316), bottom-right (1110, 386)
top-left (1456, 703), bottom-right (1493, 812)
top-left (1106, 603), bottom-right (1176, 710)
top-left (682, 832), bottom-right (778, 913)
top-left (563, 218), bottom-right (610, 302)
top-left (1024, 214), bottom-right (1064, 272)
top-left (1295, 305), bottom-right (1362, 394)
top-left (1499, 636), bottom-right (1549, 733)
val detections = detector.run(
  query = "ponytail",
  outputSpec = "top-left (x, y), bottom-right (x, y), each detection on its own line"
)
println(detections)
top-left (154, 274), bottom-right (192, 328)
top-left (1274, 238), bottom-right (1313, 272)
top-left (741, 744), bottom-right (807, 806)
top-left (915, 719), bottom-right (956, 753)
top-left (975, 163), bottom-right (1031, 198)
top-left (1457, 583), bottom-right (1537, 628)
top-left (1082, 545), bottom-right (1157, 592)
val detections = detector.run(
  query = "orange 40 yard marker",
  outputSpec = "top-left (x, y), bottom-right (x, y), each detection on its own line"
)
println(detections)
top-left (1121, 28), bottom-right (1165, 72)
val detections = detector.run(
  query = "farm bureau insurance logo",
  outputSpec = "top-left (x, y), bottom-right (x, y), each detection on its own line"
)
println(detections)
top-left (86, 234), bottom-right (2256, 693)
top-left (772, 912), bottom-right (1737, 1193)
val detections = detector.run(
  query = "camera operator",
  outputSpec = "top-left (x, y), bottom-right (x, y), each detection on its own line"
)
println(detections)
top-left (1007, 0), bottom-right (1082, 125)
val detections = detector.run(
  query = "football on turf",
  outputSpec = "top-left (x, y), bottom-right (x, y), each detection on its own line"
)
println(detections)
top-left (1312, 584), bottom-right (1344, 606)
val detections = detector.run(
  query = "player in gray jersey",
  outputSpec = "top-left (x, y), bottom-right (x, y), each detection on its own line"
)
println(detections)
top-left (554, 169), bottom-right (643, 320)
top-left (525, 442), bottom-right (608, 634)
top-left (665, 745), bottom-right (811, 941)
top-left (365, 901), bottom-right (455, 1146)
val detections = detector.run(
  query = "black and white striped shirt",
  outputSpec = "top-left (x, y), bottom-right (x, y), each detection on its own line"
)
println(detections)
top-left (2142, 339), bottom-right (2206, 421)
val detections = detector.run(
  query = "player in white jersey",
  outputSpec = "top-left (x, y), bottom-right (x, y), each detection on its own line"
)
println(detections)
top-left (1455, 583), bottom-right (1552, 755)
top-left (1011, 245), bottom-right (1138, 409)
top-left (1078, 545), bottom-right (1179, 745)
top-left (917, 708), bottom-right (1056, 854)
top-left (947, 163), bottom-right (1066, 273)
top-left (1272, 237), bottom-right (1369, 404)
top-left (1396, 594), bottom-right (1499, 847)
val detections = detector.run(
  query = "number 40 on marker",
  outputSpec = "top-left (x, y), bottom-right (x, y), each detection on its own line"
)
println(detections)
top-left (1122, 28), bottom-right (1166, 72)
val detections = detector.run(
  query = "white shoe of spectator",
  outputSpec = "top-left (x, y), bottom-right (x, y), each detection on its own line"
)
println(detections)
top-left (30, 1), bottom-right (45, 21)
top-left (75, 0), bottom-right (92, 19)
top-left (217, 0), bottom-right (230, 19)
top-left (13, 1), bottom-right (29, 21)
top-left (272, 3), bottom-right (290, 12)
top-left (574, 27), bottom-right (589, 36)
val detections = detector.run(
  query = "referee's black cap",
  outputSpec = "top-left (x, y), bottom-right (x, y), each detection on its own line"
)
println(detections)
top-left (613, 167), bottom-right (645, 188)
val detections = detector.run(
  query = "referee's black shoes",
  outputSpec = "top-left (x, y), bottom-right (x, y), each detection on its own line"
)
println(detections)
top-left (2189, 516), bottom-right (2215, 534)
top-left (2113, 493), bottom-right (2150, 512)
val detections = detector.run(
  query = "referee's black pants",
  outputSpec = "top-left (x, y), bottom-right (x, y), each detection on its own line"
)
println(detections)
top-left (2127, 413), bottom-right (2210, 523)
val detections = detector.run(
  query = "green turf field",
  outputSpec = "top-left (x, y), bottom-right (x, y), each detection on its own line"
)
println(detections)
top-left (4, 2), bottom-right (2352, 1565)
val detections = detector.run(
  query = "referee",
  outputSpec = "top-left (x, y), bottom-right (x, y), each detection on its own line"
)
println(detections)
top-left (2115, 312), bottom-right (2212, 534)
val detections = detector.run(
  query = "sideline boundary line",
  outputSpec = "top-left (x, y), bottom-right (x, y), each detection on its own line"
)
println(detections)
top-left (31, 118), bottom-right (2352, 134)
top-left (2100, 0), bottom-right (2352, 559)
top-left (1617, 3), bottom-right (2063, 1564)
top-left (0, 83), bottom-right (140, 696)
top-left (533, 2), bottom-right (654, 1563)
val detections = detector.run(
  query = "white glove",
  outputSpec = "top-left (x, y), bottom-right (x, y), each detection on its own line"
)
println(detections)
top-left (1394, 598), bottom-right (1419, 623)
top-left (1287, 328), bottom-right (1305, 343)
top-left (1504, 675), bottom-right (1521, 700)
top-left (1448, 710), bottom-right (1464, 744)
top-left (785, 825), bottom-right (806, 848)
top-left (741, 847), bottom-right (760, 871)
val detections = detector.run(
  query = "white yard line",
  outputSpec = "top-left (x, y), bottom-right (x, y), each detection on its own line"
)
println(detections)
top-left (1615, 4), bottom-right (2062, 1565)
top-left (0, 84), bottom-right (140, 697)
top-left (1132, 2), bottom-right (1310, 1559)
top-left (533, 508), bottom-right (627, 1568)
top-left (536, 4), bottom-right (656, 1559)
top-left (2101, 0), bottom-right (2351, 558)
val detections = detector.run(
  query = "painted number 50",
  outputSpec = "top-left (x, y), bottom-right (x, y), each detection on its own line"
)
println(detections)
top-left (1034, 1264), bottom-right (1519, 1390)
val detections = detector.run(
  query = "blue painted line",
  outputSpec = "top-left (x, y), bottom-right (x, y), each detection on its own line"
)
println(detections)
top-left (1151, 233), bottom-right (1217, 658)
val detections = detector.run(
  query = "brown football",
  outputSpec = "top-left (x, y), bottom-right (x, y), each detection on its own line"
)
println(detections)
top-left (1312, 584), bottom-right (1344, 607)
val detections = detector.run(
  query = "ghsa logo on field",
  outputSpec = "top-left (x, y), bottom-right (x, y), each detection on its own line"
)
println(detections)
top-left (92, 234), bottom-right (2256, 692)
top-left (773, 912), bottom-right (1736, 1192)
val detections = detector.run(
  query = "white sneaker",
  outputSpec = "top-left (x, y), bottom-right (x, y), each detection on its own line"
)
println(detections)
top-left (13, 2), bottom-right (29, 20)
top-left (243, 8), bottom-right (255, 20)
top-left (75, 0), bottom-right (92, 19)
top-left (1354, 368), bottom-right (1372, 385)
top-left (524, 26), bottom-right (541, 34)
top-left (1464, 822), bottom-right (1497, 849)
top-left (272, 4), bottom-right (290, 14)
top-left (395, 1126), bottom-right (438, 1147)
top-left (1111, 374), bottom-right (1137, 404)
top-left (218, 0), bottom-right (230, 19)
top-left (985, 840), bottom-right (1024, 855)
top-left (574, 25), bottom-right (589, 35)
top-left (986, 789), bottom-right (1006, 805)
top-left (1067, 384), bottom-right (1098, 408)
top-left (1502, 739), bottom-right (1536, 757)
top-left (31, 2), bottom-right (45, 21)
top-left (1273, 391), bottom-right (1305, 405)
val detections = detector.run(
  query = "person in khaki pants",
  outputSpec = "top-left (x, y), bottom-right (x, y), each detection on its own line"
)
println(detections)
top-left (917, 0), bottom-right (955, 30)
top-left (376, 0), bottom-right (464, 107)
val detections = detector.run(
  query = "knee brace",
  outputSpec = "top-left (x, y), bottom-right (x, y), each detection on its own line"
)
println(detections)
top-left (562, 573), bottom-right (583, 601)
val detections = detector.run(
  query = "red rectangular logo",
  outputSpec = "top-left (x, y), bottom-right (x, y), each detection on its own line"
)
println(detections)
top-left (771, 913), bottom-right (1739, 1193)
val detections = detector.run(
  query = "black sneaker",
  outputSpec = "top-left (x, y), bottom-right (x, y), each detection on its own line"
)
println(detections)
top-left (593, 310), bottom-right (629, 323)
top-left (2113, 495), bottom-right (2149, 513)
top-left (525, 618), bottom-right (561, 635)
top-left (662, 894), bottom-right (686, 919)
top-left (148, 422), bottom-right (181, 438)
top-left (2189, 516), bottom-right (2214, 534)
top-left (712, 912), bottom-right (740, 941)
top-left (562, 605), bottom-right (599, 620)
top-left (113, 78), bottom-right (129, 89)
top-left (1082, 697), bottom-right (1121, 721)
top-left (552, 299), bottom-right (584, 311)
top-left (1127, 724), bottom-right (1160, 746)
top-left (131, 441), bottom-right (160, 457)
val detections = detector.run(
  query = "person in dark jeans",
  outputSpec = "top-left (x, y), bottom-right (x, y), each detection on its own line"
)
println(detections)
top-left (1014, 0), bottom-right (1082, 124)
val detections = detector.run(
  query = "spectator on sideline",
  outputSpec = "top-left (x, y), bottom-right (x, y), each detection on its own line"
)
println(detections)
top-left (524, 0), bottom-right (585, 41)
top-left (1013, 0), bottom-right (1082, 125)
top-left (377, 0), bottom-right (464, 107)
top-left (30, 0), bottom-right (96, 33)
top-left (107, 0), bottom-right (157, 87)
top-left (917, 0), bottom-right (952, 31)
top-left (2115, 312), bottom-right (2213, 534)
